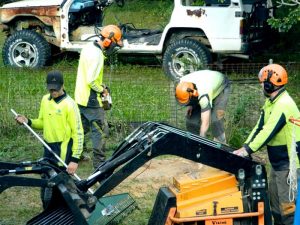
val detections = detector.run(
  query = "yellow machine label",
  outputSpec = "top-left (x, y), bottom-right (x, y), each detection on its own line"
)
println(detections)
top-left (195, 209), bottom-right (207, 216)
top-left (221, 206), bottom-right (239, 214)
top-left (205, 218), bottom-right (233, 225)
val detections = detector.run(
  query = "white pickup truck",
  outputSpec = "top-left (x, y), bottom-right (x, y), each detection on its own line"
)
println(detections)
top-left (0, 0), bottom-right (273, 80)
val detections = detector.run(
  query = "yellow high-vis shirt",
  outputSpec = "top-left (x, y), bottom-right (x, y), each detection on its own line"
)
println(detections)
top-left (244, 89), bottom-right (300, 170)
top-left (30, 93), bottom-right (83, 163)
top-left (180, 70), bottom-right (226, 111)
top-left (75, 42), bottom-right (105, 108)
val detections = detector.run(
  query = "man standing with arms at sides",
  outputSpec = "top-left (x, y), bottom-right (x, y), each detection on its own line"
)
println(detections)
top-left (175, 69), bottom-right (230, 143)
top-left (75, 25), bottom-right (123, 170)
top-left (233, 64), bottom-right (300, 225)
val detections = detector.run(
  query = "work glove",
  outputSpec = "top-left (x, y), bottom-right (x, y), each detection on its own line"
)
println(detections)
top-left (101, 85), bottom-right (112, 110)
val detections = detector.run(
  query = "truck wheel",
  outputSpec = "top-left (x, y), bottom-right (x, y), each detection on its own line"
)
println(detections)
top-left (2, 30), bottom-right (51, 68)
top-left (162, 39), bottom-right (211, 81)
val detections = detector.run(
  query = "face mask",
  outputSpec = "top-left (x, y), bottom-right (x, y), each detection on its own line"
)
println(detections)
top-left (262, 89), bottom-right (271, 98)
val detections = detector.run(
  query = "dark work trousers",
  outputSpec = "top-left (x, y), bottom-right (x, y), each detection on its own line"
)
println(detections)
top-left (186, 82), bottom-right (230, 143)
top-left (269, 168), bottom-right (300, 225)
top-left (79, 106), bottom-right (108, 169)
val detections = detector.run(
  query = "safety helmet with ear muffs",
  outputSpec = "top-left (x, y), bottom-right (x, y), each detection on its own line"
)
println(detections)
top-left (100, 25), bottom-right (123, 48)
top-left (175, 81), bottom-right (199, 106)
top-left (258, 64), bottom-right (288, 94)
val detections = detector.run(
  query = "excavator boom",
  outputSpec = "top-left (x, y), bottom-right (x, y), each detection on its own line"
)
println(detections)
top-left (0, 122), bottom-right (272, 225)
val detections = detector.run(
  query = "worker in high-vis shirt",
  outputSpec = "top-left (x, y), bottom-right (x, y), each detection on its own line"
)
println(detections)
top-left (175, 70), bottom-right (230, 143)
top-left (234, 64), bottom-right (300, 225)
top-left (15, 71), bottom-right (84, 175)
top-left (75, 25), bottom-right (123, 170)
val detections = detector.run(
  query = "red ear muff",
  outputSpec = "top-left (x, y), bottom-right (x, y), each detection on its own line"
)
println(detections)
top-left (102, 38), bottom-right (112, 48)
top-left (102, 32), bottom-right (115, 48)
top-left (263, 70), bottom-right (275, 93)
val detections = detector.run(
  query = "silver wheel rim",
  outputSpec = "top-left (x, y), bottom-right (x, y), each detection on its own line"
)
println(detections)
top-left (11, 41), bottom-right (37, 67)
top-left (172, 50), bottom-right (201, 79)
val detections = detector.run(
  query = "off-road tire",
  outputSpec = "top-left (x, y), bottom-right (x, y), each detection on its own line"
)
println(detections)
top-left (162, 39), bottom-right (212, 81)
top-left (3, 30), bottom-right (51, 68)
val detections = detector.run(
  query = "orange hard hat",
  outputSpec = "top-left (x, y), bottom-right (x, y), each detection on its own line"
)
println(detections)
top-left (175, 81), bottom-right (198, 105)
top-left (100, 25), bottom-right (123, 47)
top-left (258, 64), bottom-right (288, 86)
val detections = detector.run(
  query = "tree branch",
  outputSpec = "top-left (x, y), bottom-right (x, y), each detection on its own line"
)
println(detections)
top-left (276, 0), bottom-right (300, 7)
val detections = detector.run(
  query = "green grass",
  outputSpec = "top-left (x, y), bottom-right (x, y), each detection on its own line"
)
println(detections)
top-left (0, 65), bottom-right (172, 129)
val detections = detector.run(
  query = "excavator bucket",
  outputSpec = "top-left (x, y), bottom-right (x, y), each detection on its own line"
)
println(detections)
top-left (88, 193), bottom-right (136, 225)
top-left (0, 163), bottom-right (136, 225)
top-left (22, 170), bottom-right (137, 225)
top-left (27, 195), bottom-right (136, 225)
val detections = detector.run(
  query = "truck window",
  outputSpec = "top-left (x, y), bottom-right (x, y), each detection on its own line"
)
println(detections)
top-left (181, 0), bottom-right (205, 6)
top-left (182, 0), bottom-right (230, 6)
top-left (204, 0), bottom-right (230, 6)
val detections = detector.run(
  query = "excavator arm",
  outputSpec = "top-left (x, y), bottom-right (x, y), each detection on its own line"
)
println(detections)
top-left (0, 122), bottom-right (272, 225)
top-left (87, 122), bottom-right (261, 196)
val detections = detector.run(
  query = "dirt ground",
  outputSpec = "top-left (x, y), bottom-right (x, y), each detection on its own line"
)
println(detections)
top-left (133, 158), bottom-right (220, 179)
top-left (114, 157), bottom-right (224, 194)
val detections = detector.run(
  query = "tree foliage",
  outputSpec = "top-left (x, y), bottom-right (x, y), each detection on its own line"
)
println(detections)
top-left (268, 2), bottom-right (300, 32)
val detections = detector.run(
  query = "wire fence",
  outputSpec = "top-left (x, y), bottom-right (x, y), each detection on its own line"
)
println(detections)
top-left (0, 62), bottom-right (299, 144)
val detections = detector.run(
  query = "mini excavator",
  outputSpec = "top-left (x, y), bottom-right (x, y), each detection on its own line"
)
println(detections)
top-left (0, 122), bottom-right (272, 225)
